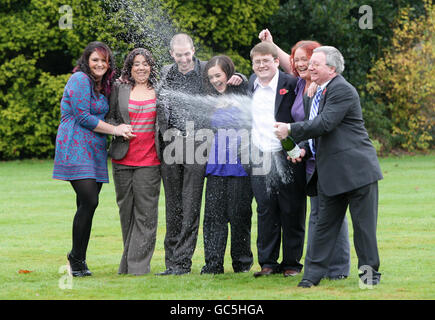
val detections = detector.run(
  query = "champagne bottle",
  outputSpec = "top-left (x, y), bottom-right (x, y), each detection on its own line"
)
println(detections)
top-left (281, 136), bottom-right (301, 159)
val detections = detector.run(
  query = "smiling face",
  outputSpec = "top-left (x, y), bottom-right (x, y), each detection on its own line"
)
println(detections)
top-left (309, 51), bottom-right (336, 85)
top-left (131, 54), bottom-right (150, 85)
top-left (293, 47), bottom-right (310, 80)
top-left (207, 65), bottom-right (228, 94)
top-left (170, 44), bottom-right (195, 74)
top-left (252, 53), bottom-right (279, 85)
top-left (88, 50), bottom-right (108, 81)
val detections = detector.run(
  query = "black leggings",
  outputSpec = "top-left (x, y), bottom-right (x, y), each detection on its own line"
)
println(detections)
top-left (70, 179), bottom-right (102, 260)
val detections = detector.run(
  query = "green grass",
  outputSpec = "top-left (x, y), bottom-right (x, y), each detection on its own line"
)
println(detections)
top-left (0, 153), bottom-right (434, 300)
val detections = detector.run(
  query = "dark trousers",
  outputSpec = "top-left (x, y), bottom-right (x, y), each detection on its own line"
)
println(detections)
top-left (250, 150), bottom-right (306, 271)
top-left (303, 181), bottom-right (381, 284)
top-left (112, 164), bottom-right (161, 275)
top-left (306, 196), bottom-right (350, 278)
top-left (202, 175), bottom-right (253, 273)
top-left (161, 161), bottom-right (206, 272)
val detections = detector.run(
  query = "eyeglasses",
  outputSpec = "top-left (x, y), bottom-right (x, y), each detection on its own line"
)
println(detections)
top-left (308, 61), bottom-right (326, 68)
top-left (252, 58), bottom-right (275, 67)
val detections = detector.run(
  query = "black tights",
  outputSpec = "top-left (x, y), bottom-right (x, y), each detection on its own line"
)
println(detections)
top-left (70, 179), bottom-right (102, 260)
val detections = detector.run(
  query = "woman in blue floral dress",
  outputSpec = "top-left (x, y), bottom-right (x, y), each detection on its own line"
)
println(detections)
top-left (53, 41), bottom-right (135, 277)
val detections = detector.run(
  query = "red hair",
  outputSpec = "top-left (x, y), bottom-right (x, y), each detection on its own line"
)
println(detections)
top-left (290, 40), bottom-right (321, 77)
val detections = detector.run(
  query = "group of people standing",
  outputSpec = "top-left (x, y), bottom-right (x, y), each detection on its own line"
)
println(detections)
top-left (53, 29), bottom-right (382, 288)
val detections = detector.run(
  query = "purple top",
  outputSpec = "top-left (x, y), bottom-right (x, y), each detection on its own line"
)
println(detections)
top-left (53, 72), bottom-right (109, 183)
top-left (205, 106), bottom-right (248, 177)
top-left (291, 78), bottom-right (306, 122)
top-left (292, 77), bottom-right (315, 175)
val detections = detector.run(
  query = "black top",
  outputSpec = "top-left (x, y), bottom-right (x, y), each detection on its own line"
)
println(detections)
top-left (159, 57), bottom-right (206, 133)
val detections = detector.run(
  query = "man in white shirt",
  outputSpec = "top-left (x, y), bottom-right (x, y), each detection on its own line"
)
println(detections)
top-left (248, 42), bottom-right (306, 278)
top-left (251, 66), bottom-right (283, 153)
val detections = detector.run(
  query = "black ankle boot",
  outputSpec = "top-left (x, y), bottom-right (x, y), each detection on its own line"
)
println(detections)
top-left (67, 252), bottom-right (92, 277)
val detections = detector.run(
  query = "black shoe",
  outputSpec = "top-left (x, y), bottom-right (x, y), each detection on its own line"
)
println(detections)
top-left (201, 266), bottom-right (224, 275)
top-left (297, 279), bottom-right (316, 288)
top-left (328, 275), bottom-right (348, 280)
top-left (172, 268), bottom-right (190, 275)
top-left (233, 261), bottom-right (253, 273)
top-left (155, 267), bottom-right (190, 276)
top-left (360, 275), bottom-right (381, 286)
top-left (155, 269), bottom-right (174, 276)
top-left (201, 269), bottom-right (224, 274)
top-left (359, 267), bottom-right (381, 286)
top-left (81, 260), bottom-right (92, 276)
top-left (372, 276), bottom-right (381, 286)
top-left (234, 268), bottom-right (251, 273)
top-left (67, 252), bottom-right (92, 277)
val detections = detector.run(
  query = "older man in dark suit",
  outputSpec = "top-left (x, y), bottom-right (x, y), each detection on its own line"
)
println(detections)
top-left (274, 46), bottom-right (383, 288)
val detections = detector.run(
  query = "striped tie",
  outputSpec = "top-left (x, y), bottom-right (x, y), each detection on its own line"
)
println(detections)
top-left (308, 87), bottom-right (323, 156)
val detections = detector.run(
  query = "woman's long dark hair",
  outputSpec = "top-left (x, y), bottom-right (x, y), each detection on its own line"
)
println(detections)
top-left (120, 48), bottom-right (158, 88)
top-left (73, 41), bottom-right (115, 97)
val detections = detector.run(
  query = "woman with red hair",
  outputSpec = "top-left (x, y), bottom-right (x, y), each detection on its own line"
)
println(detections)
top-left (259, 30), bottom-right (351, 281)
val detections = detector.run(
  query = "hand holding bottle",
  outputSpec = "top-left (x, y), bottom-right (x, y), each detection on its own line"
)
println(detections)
top-left (273, 122), bottom-right (306, 162)
top-left (273, 122), bottom-right (289, 140)
top-left (289, 148), bottom-right (306, 163)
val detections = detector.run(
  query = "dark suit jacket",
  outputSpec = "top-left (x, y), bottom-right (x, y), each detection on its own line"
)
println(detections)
top-left (247, 70), bottom-right (298, 123)
top-left (290, 74), bottom-right (383, 197)
top-left (106, 82), bottom-right (161, 161)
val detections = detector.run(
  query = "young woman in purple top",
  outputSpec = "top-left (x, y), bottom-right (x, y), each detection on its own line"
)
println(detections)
top-left (200, 55), bottom-right (254, 274)
top-left (259, 30), bottom-right (351, 279)
top-left (53, 41), bottom-right (134, 277)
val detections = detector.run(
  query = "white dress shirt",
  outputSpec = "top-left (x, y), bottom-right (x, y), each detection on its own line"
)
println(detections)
top-left (251, 71), bottom-right (282, 152)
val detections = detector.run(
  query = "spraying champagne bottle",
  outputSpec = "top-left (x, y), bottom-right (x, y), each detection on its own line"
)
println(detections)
top-left (281, 136), bottom-right (301, 159)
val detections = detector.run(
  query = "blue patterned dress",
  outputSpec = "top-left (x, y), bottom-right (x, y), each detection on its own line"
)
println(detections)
top-left (53, 71), bottom-right (109, 183)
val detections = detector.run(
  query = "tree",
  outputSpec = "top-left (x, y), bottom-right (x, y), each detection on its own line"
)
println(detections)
top-left (1, 0), bottom-right (430, 159)
top-left (161, 0), bottom-right (279, 75)
top-left (0, 0), bottom-right (107, 159)
top-left (366, 0), bottom-right (434, 151)
top-left (266, 0), bottom-right (428, 151)
top-left (0, 0), bottom-right (280, 159)
top-left (99, 0), bottom-right (177, 69)
top-left (267, 0), bottom-right (426, 90)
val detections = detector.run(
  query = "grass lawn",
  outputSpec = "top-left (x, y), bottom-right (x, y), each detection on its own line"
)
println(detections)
top-left (0, 153), bottom-right (434, 300)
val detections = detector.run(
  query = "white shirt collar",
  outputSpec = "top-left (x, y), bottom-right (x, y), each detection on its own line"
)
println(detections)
top-left (318, 75), bottom-right (339, 91)
top-left (319, 79), bottom-right (331, 91)
top-left (253, 69), bottom-right (279, 92)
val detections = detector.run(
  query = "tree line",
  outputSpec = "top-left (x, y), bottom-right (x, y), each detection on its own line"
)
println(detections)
top-left (0, 0), bottom-right (432, 160)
